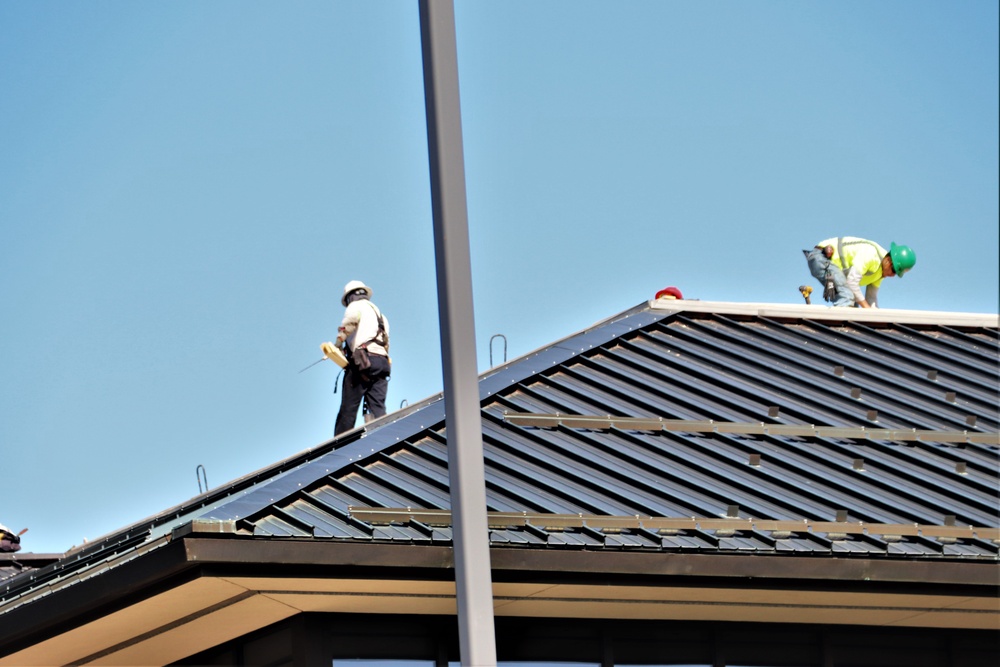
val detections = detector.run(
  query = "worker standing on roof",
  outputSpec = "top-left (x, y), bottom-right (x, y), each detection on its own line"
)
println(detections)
top-left (803, 237), bottom-right (915, 308)
top-left (327, 280), bottom-right (391, 435)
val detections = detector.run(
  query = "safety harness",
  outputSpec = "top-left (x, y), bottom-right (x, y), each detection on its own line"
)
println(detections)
top-left (357, 302), bottom-right (389, 354)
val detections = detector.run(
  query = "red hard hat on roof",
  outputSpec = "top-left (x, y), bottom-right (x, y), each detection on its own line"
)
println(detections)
top-left (655, 286), bottom-right (684, 300)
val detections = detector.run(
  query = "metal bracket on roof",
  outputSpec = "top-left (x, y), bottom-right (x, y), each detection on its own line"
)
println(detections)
top-left (171, 519), bottom-right (238, 538)
top-left (500, 412), bottom-right (1000, 445)
top-left (348, 508), bottom-right (1000, 542)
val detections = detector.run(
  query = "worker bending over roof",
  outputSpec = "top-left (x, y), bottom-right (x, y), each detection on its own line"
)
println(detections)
top-left (803, 237), bottom-right (915, 308)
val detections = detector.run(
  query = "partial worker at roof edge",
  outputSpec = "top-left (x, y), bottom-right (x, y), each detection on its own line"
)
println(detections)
top-left (0, 524), bottom-right (25, 553)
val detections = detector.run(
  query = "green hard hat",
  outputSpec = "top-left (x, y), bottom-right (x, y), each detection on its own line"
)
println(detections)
top-left (889, 242), bottom-right (915, 277)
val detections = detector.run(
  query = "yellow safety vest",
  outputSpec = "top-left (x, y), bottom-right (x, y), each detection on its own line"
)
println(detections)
top-left (817, 237), bottom-right (887, 288)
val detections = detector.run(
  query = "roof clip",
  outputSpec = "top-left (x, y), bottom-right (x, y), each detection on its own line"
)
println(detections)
top-left (937, 516), bottom-right (960, 544)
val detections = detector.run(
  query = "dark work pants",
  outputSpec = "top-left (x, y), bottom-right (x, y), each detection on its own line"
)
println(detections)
top-left (334, 354), bottom-right (390, 435)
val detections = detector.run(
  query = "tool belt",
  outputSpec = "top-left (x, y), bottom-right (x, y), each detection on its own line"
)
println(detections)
top-left (351, 345), bottom-right (372, 372)
top-left (823, 271), bottom-right (836, 302)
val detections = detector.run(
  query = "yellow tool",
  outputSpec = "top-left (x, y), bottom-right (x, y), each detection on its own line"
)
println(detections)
top-left (298, 342), bottom-right (349, 373)
top-left (320, 342), bottom-right (349, 368)
top-left (798, 285), bottom-right (813, 304)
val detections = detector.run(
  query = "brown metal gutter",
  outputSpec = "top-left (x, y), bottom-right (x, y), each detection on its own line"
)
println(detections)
top-left (176, 535), bottom-right (998, 589)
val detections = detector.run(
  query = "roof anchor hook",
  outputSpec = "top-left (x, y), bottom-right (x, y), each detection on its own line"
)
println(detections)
top-left (490, 334), bottom-right (507, 367)
top-left (196, 464), bottom-right (208, 494)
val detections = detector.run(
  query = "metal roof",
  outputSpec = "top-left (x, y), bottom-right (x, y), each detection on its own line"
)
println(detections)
top-left (3, 300), bottom-right (998, 604)
top-left (0, 554), bottom-right (59, 586)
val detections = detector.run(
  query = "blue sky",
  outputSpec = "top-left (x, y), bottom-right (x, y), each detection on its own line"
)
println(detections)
top-left (2, 1), bottom-right (997, 554)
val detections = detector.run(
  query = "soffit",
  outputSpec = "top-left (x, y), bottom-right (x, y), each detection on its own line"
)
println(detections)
top-left (2, 568), bottom-right (996, 666)
top-left (0, 577), bottom-right (295, 667)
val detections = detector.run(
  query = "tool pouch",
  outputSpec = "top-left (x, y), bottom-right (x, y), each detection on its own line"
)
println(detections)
top-left (352, 346), bottom-right (371, 372)
top-left (823, 271), bottom-right (836, 302)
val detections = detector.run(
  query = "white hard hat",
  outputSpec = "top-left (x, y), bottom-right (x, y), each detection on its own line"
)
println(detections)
top-left (341, 280), bottom-right (372, 306)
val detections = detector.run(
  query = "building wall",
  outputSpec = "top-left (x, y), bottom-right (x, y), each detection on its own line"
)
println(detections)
top-left (175, 613), bottom-right (1000, 667)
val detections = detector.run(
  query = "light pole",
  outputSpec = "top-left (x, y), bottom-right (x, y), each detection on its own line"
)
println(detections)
top-left (418, 1), bottom-right (498, 666)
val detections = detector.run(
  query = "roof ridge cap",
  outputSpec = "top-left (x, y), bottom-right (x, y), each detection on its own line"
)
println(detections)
top-left (649, 299), bottom-right (999, 327)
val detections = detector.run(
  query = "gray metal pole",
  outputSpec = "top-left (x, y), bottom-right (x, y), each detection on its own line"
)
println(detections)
top-left (417, 2), bottom-right (497, 666)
